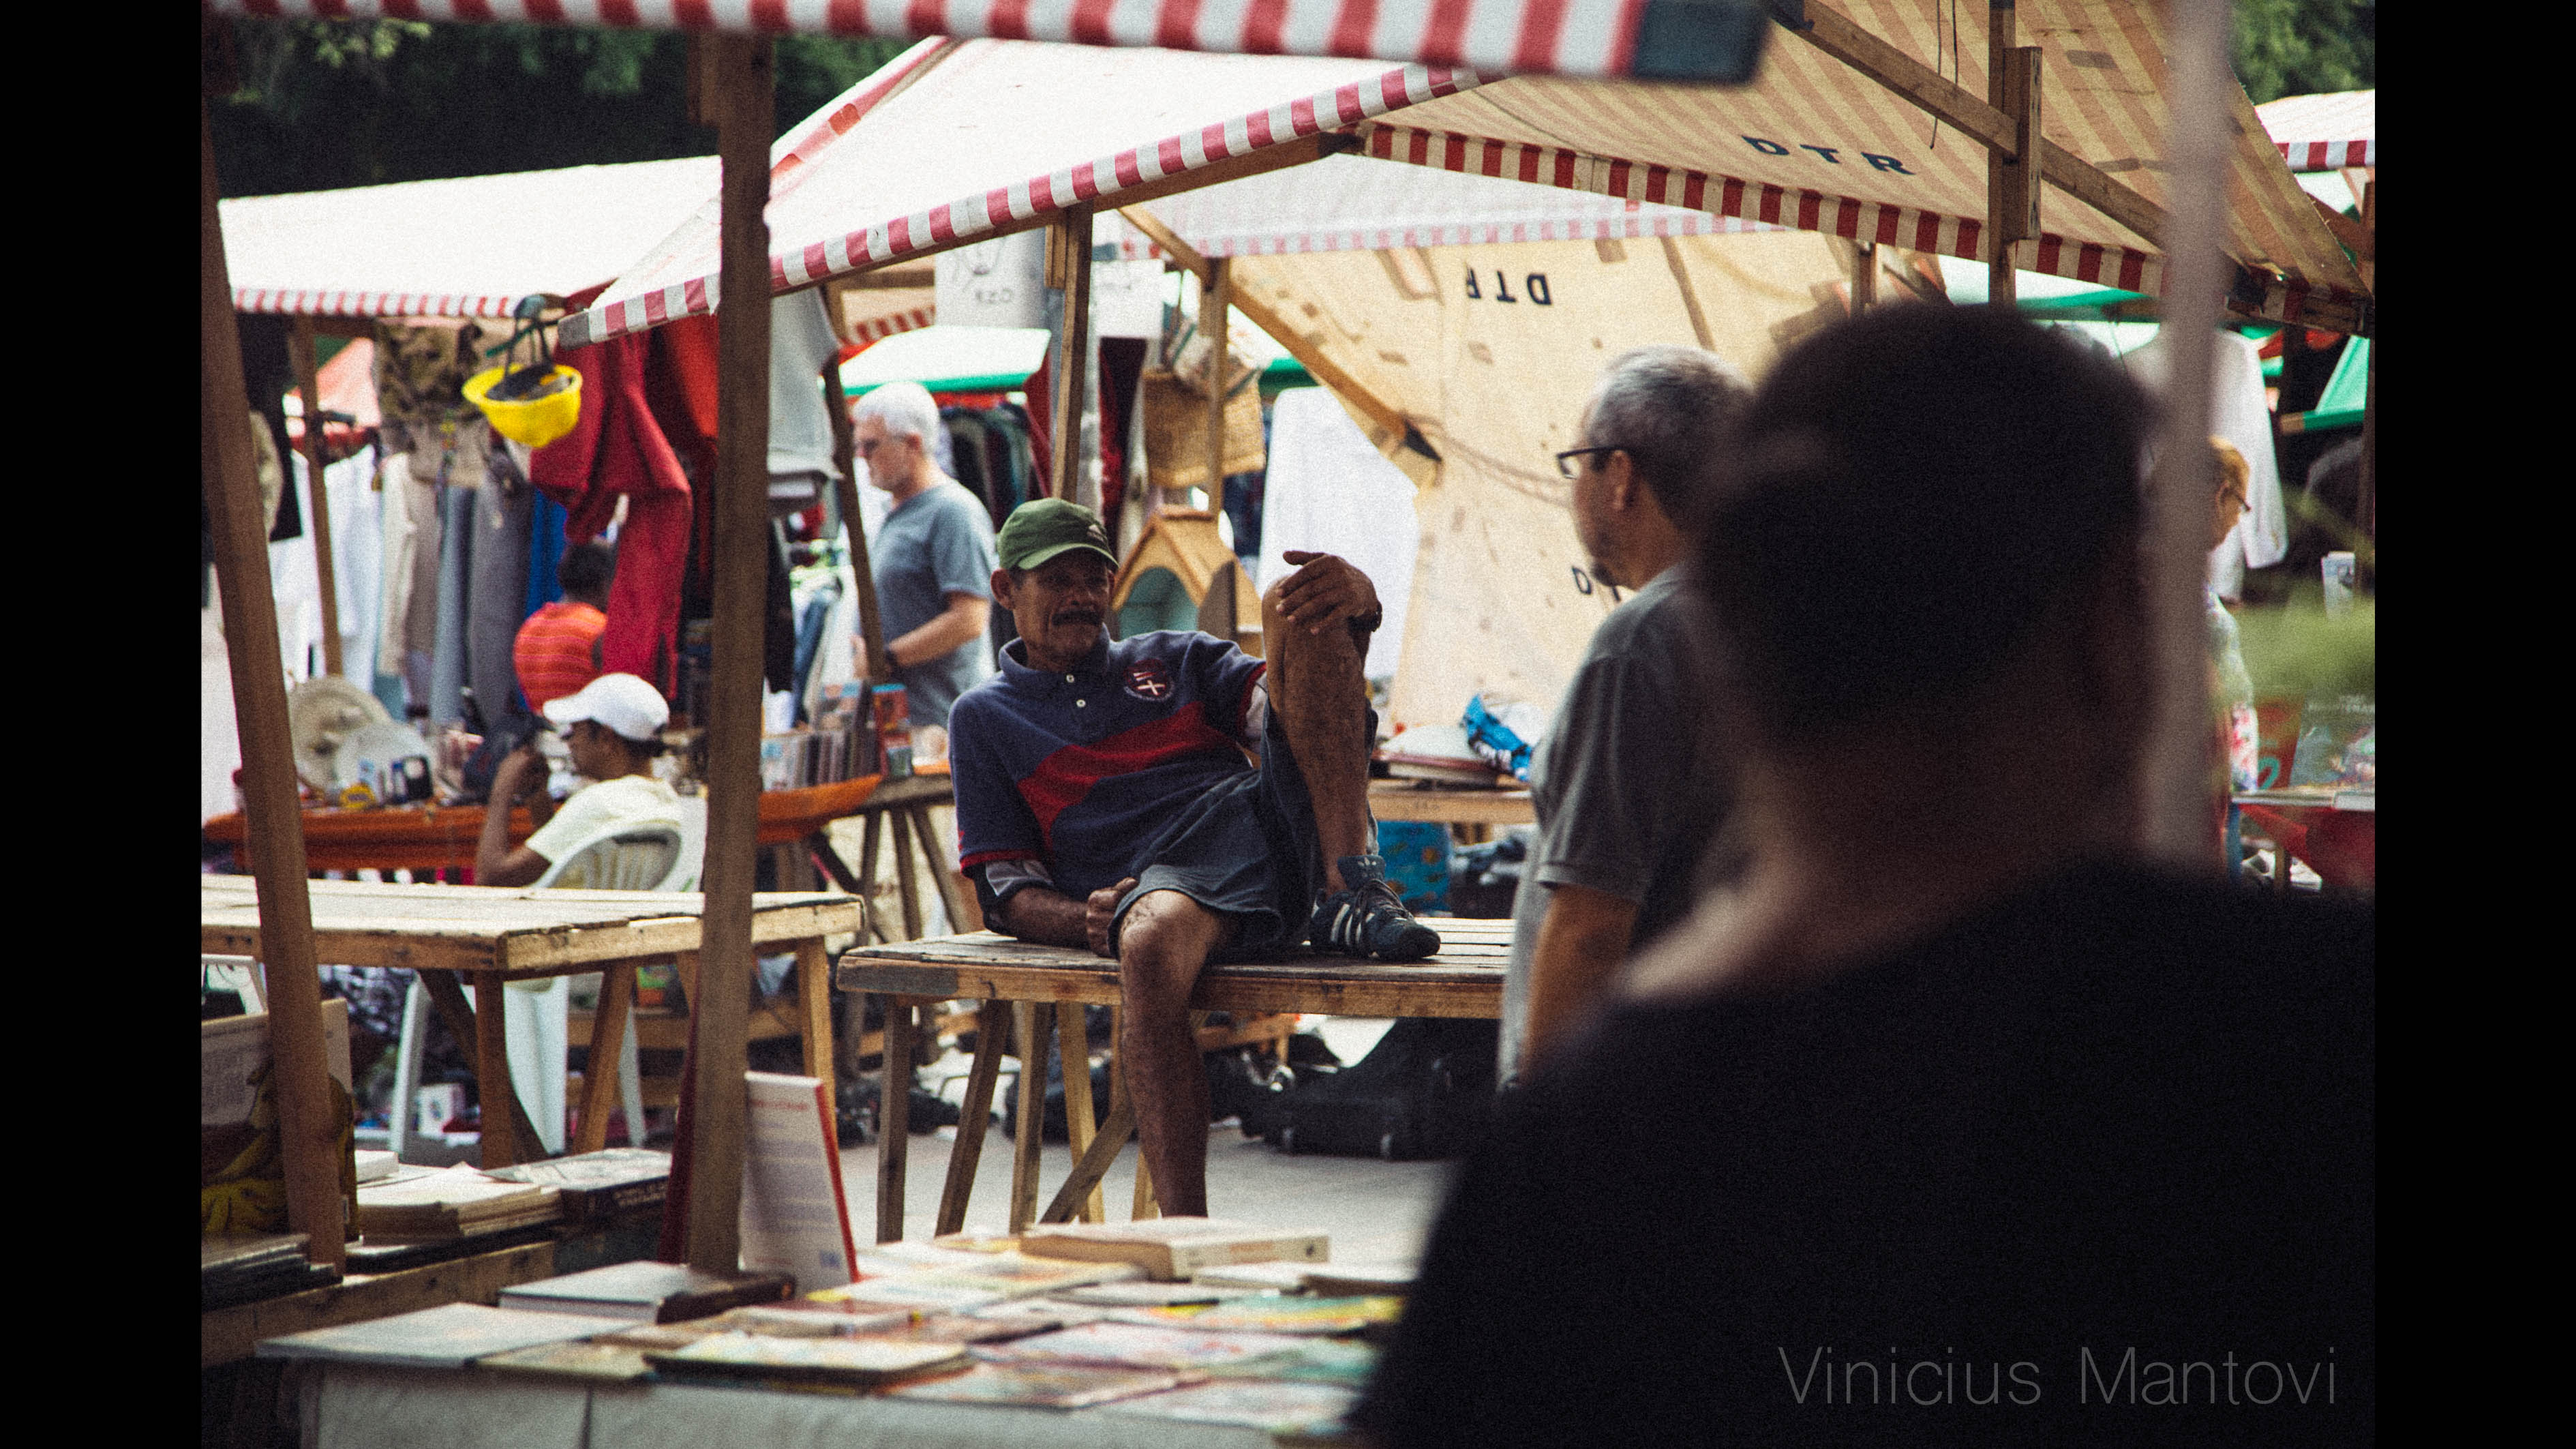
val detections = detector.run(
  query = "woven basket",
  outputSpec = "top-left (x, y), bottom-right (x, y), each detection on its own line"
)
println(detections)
top-left (1141, 367), bottom-right (1266, 491)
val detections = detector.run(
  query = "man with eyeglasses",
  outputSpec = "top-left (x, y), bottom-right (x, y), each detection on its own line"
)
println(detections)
top-left (854, 380), bottom-right (999, 730)
top-left (1502, 346), bottom-right (1754, 1090)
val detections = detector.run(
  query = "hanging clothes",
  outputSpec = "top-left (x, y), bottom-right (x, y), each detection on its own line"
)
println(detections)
top-left (529, 328), bottom-right (697, 695)
top-left (2120, 331), bottom-right (2288, 601)
top-left (429, 477), bottom-right (473, 728)
top-left (469, 446), bottom-right (535, 724)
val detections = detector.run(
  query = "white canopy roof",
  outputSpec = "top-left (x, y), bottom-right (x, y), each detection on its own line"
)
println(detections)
top-left (2255, 89), bottom-right (2375, 172)
top-left (222, 157), bottom-right (719, 318)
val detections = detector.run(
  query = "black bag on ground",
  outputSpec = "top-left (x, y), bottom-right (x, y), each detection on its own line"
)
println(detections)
top-left (1259, 1017), bottom-right (1498, 1161)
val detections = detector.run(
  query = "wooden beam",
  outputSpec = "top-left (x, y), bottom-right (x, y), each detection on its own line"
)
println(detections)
top-left (1119, 205), bottom-right (1419, 451)
top-left (2306, 196), bottom-right (2372, 261)
top-left (1783, 1), bottom-right (2168, 251)
top-left (203, 99), bottom-right (345, 1270)
top-left (877, 996), bottom-right (912, 1241)
top-left (821, 357), bottom-right (892, 680)
top-left (686, 30), bottom-right (774, 1274)
top-left (1849, 240), bottom-right (1876, 312)
top-left (1986, 3), bottom-right (2018, 310)
top-left (1046, 206), bottom-right (1097, 511)
top-left (1057, 1004), bottom-right (1103, 1222)
top-left (1200, 257), bottom-right (1230, 507)
top-left (1008, 1001), bottom-right (1053, 1235)
top-left (287, 318), bottom-right (344, 676)
top-left (933, 1001), bottom-right (1009, 1236)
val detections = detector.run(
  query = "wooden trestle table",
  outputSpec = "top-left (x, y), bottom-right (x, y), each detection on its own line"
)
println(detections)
top-left (199, 878), bottom-right (862, 1167)
top-left (835, 919), bottom-right (1510, 1243)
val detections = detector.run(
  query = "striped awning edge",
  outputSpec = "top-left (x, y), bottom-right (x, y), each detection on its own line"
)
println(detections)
top-left (560, 60), bottom-right (1476, 349)
top-left (207, 0), bottom-right (1663, 80)
top-left (230, 286), bottom-right (532, 318)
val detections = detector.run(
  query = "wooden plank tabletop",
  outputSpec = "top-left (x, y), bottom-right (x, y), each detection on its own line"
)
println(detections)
top-left (200, 878), bottom-right (862, 978)
top-left (1367, 781), bottom-right (1536, 826)
top-left (837, 920), bottom-right (1511, 1020)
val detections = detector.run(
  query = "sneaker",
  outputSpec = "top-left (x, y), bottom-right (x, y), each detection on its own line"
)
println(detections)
top-left (1309, 854), bottom-right (1442, 961)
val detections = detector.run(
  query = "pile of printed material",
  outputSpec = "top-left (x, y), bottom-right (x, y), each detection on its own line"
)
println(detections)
top-left (258, 1216), bottom-right (1414, 1440)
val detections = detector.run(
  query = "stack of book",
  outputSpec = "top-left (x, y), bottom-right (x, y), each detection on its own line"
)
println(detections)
top-left (355, 1163), bottom-right (560, 1242)
top-left (202, 1232), bottom-right (336, 1311)
top-left (485, 1148), bottom-right (671, 1226)
top-left (759, 683), bottom-right (879, 792)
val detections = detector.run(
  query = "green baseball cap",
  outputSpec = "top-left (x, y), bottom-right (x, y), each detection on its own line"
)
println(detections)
top-left (997, 497), bottom-right (1119, 573)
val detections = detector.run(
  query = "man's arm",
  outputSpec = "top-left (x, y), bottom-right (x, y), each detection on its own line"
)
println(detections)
top-left (474, 745), bottom-right (556, 886)
top-left (1521, 883), bottom-right (1640, 1070)
top-left (888, 591), bottom-right (990, 670)
top-left (991, 876), bottom-right (1140, 957)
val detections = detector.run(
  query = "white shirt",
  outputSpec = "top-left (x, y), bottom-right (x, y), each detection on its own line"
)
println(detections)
top-left (524, 775), bottom-right (685, 870)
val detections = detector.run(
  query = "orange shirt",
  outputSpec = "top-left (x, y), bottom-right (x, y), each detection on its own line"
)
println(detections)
top-left (513, 601), bottom-right (607, 711)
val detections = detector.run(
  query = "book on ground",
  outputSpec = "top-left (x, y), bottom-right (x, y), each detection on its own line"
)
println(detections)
top-left (971, 1320), bottom-right (1314, 1371)
top-left (1190, 1260), bottom-right (1318, 1292)
top-left (354, 1150), bottom-right (399, 1184)
top-left (495, 1261), bottom-right (791, 1324)
top-left (645, 1332), bottom-right (969, 1387)
top-left (592, 1321), bottom-right (727, 1351)
top-left (256, 1302), bottom-right (631, 1369)
top-left (884, 1361), bottom-right (1198, 1409)
top-left (1099, 1379), bottom-right (1359, 1435)
top-left (1301, 1261), bottom-right (1417, 1297)
top-left (1204, 1337), bottom-right (1382, 1387)
top-left (1019, 1217), bottom-right (1328, 1281)
top-left (1059, 1281), bottom-right (1267, 1307)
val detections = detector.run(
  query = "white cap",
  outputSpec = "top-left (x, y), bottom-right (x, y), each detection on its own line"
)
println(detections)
top-left (541, 672), bottom-right (669, 743)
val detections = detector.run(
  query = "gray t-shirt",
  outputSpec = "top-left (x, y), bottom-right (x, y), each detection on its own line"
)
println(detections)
top-left (1501, 568), bottom-right (1739, 1087)
top-left (868, 481), bottom-right (999, 729)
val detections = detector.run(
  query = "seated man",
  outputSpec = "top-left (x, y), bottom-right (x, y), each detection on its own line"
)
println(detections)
top-left (475, 672), bottom-right (683, 888)
top-left (1354, 307), bottom-right (2372, 1446)
top-left (948, 498), bottom-right (1438, 1214)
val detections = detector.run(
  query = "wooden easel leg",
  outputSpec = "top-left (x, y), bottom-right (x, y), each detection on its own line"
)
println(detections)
top-left (1008, 1001), bottom-right (1054, 1235)
top-left (469, 972), bottom-right (519, 1167)
top-left (416, 969), bottom-right (545, 1168)
top-left (935, 1000), bottom-right (1008, 1236)
top-left (858, 813), bottom-right (886, 943)
top-left (890, 807), bottom-right (926, 942)
top-left (1040, 1092), bottom-right (1137, 1225)
top-left (906, 805), bottom-right (980, 935)
top-left (574, 965), bottom-right (636, 1154)
top-left (1057, 1004), bottom-right (1102, 1222)
top-left (796, 939), bottom-right (836, 1132)
top-left (808, 828), bottom-right (866, 896)
top-left (877, 995), bottom-right (914, 1242)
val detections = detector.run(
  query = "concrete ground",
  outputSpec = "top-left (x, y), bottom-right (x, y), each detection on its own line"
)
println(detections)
top-left (831, 1017), bottom-right (1459, 1270)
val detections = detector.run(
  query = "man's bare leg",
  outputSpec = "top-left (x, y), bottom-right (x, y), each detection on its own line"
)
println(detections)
top-left (1115, 889), bottom-right (1232, 1218)
top-left (1262, 582), bottom-right (1374, 894)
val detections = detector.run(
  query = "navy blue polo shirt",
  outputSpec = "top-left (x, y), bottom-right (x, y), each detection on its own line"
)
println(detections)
top-left (950, 630), bottom-right (1267, 903)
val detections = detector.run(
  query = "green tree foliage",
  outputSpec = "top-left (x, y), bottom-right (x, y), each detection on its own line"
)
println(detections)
top-left (2230, 0), bottom-right (2374, 104)
top-left (209, 18), bottom-right (909, 198)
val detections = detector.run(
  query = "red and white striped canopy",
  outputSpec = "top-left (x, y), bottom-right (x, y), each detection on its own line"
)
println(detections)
top-left (221, 156), bottom-right (718, 318)
top-left (205, 0), bottom-right (1679, 80)
top-left (1110, 151), bottom-right (1776, 260)
top-left (562, 39), bottom-right (1470, 347)
top-left (2255, 89), bottom-right (2374, 173)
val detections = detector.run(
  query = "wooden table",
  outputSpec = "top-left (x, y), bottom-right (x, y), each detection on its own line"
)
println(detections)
top-left (835, 920), bottom-right (1509, 1242)
top-left (1368, 780), bottom-right (1535, 828)
top-left (201, 878), bottom-right (862, 1167)
top-left (202, 774), bottom-right (913, 877)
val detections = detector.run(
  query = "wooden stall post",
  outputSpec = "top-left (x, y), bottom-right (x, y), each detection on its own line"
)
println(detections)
top-left (821, 359), bottom-right (892, 680)
top-left (1046, 207), bottom-right (1097, 512)
top-left (2138, 0), bottom-right (2234, 867)
top-left (1200, 256), bottom-right (1230, 507)
top-left (203, 102), bottom-right (346, 1268)
top-left (685, 31), bottom-right (775, 1274)
top-left (1985, 3), bottom-right (2040, 310)
top-left (1849, 241), bottom-right (1877, 313)
top-left (286, 318), bottom-right (344, 676)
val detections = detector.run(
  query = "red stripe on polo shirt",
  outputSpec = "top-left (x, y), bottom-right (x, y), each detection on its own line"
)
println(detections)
top-left (1018, 703), bottom-right (1241, 842)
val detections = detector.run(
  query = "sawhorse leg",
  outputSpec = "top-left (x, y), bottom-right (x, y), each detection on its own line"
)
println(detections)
top-left (935, 1001), bottom-right (1009, 1237)
top-left (414, 968), bottom-right (545, 1169)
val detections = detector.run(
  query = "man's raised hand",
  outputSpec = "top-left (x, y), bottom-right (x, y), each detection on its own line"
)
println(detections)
top-left (1276, 550), bottom-right (1380, 636)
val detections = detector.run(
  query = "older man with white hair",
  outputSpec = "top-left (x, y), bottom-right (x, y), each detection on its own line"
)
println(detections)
top-left (853, 380), bottom-right (999, 729)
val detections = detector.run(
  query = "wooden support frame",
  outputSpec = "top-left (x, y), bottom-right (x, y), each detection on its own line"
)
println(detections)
top-left (684, 29), bottom-right (774, 1274)
top-left (286, 318), bottom-right (344, 676)
top-left (1986, 28), bottom-right (2042, 307)
top-left (821, 357), bottom-right (891, 681)
top-left (1199, 256), bottom-right (1231, 509)
top-left (203, 98), bottom-right (345, 1269)
top-left (1045, 205), bottom-right (1097, 511)
top-left (1781, 0), bottom-right (2168, 252)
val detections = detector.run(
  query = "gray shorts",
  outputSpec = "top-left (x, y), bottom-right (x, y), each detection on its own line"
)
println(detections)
top-left (1108, 710), bottom-right (1331, 961)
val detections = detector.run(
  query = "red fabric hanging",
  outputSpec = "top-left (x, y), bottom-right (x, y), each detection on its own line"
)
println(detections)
top-left (529, 332), bottom-right (695, 694)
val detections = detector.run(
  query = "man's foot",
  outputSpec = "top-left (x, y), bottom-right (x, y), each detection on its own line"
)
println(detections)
top-left (1310, 854), bottom-right (1442, 961)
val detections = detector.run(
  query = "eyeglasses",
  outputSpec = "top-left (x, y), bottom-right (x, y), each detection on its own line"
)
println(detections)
top-left (1554, 445), bottom-right (1628, 480)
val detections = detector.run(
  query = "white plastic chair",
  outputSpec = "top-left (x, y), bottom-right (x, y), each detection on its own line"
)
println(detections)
top-left (389, 821), bottom-right (686, 1160)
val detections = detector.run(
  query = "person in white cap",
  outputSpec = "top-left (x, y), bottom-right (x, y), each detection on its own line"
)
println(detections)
top-left (474, 672), bottom-right (683, 886)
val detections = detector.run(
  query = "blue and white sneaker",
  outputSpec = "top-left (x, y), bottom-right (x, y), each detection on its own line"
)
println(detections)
top-left (1309, 854), bottom-right (1442, 961)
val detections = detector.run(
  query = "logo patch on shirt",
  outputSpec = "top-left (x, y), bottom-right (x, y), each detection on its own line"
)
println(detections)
top-left (1122, 661), bottom-right (1175, 701)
